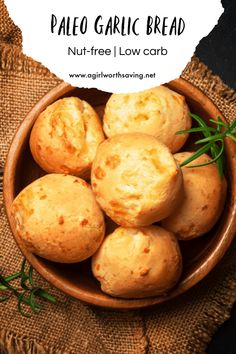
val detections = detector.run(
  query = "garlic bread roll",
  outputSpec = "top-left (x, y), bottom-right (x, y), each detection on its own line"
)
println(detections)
top-left (161, 152), bottom-right (227, 239)
top-left (91, 133), bottom-right (183, 227)
top-left (11, 174), bottom-right (105, 263)
top-left (92, 226), bottom-right (182, 298)
top-left (30, 97), bottom-right (105, 178)
top-left (103, 86), bottom-right (191, 153)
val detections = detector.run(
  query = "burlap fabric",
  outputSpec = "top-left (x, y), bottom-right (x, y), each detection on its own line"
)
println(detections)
top-left (0, 1), bottom-right (236, 353)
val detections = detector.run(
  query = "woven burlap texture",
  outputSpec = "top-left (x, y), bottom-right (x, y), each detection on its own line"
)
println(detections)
top-left (0, 1), bottom-right (236, 353)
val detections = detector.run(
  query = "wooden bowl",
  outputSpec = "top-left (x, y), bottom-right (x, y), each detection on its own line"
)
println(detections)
top-left (3, 79), bottom-right (236, 309)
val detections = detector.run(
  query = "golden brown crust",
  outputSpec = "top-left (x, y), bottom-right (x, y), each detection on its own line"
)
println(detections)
top-left (103, 86), bottom-right (191, 153)
top-left (92, 226), bottom-right (182, 298)
top-left (11, 174), bottom-right (105, 263)
top-left (91, 133), bottom-right (183, 227)
top-left (161, 152), bottom-right (227, 239)
top-left (30, 97), bottom-right (105, 178)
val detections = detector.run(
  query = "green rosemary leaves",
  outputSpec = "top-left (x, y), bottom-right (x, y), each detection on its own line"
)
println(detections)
top-left (0, 258), bottom-right (57, 317)
top-left (176, 113), bottom-right (236, 177)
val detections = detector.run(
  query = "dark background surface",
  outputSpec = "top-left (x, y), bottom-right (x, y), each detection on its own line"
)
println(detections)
top-left (196, 0), bottom-right (236, 91)
top-left (196, 0), bottom-right (236, 352)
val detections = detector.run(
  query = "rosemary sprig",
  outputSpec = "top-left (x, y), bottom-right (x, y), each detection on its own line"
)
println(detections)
top-left (0, 258), bottom-right (57, 317)
top-left (176, 113), bottom-right (236, 177)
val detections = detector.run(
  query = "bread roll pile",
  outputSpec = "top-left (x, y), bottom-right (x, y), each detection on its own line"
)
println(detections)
top-left (11, 86), bottom-right (227, 299)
